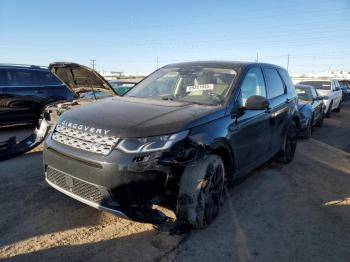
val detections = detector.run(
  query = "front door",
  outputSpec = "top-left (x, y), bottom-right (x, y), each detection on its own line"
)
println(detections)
top-left (234, 66), bottom-right (271, 171)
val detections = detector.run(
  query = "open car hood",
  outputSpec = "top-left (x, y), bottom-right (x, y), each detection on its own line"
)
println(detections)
top-left (49, 62), bottom-right (117, 97)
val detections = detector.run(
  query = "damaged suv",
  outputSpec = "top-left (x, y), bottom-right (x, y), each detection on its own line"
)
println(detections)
top-left (0, 62), bottom-right (117, 161)
top-left (44, 61), bottom-right (299, 228)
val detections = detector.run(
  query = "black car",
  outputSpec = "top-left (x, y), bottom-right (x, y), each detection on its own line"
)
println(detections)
top-left (295, 84), bottom-right (325, 138)
top-left (43, 61), bottom-right (300, 228)
top-left (0, 64), bottom-right (74, 126)
top-left (0, 62), bottom-right (117, 161)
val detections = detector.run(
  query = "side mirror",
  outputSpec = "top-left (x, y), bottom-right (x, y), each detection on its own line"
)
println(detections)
top-left (244, 95), bottom-right (269, 110)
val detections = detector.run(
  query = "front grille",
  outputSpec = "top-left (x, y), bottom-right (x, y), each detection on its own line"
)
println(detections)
top-left (46, 166), bottom-right (105, 204)
top-left (52, 124), bottom-right (119, 155)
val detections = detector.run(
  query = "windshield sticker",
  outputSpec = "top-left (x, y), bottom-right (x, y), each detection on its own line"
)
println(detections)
top-left (186, 84), bottom-right (214, 92)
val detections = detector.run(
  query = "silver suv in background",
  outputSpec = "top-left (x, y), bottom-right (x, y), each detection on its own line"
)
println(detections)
top-left (298, 79), bottom-right (342, 117)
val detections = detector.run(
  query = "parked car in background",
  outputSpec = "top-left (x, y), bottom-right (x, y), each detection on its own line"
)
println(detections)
top-left (298, 79), bottom-right (342, 117)
top-left (43, 61), bottom-right (300, 228)
top-left (0, 62), bottom-right (117, 161)
top-left (0, 64), bottom-right (74, 126)
top-left (109, 79), bottom-right (140, 96)
top-left (339, 80), bottom-right (350, 101)
top-left (295, 84), bottom-right (325, 138)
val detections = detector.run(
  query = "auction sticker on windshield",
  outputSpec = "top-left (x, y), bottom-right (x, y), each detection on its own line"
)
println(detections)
top-left (186, 84), bottom-right (214, 92)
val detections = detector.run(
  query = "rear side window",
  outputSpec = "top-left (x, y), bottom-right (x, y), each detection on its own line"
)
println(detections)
top-left (0, 68), bottom-right (62, 87)
top-left (240, 67), bottom-right (266, 106)
top-left (263, 68), bottom-right (285, 98)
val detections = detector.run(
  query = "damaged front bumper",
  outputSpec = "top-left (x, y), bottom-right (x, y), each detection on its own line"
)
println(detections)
top-left (0, 119), bottom-right (51, 161)
top-left (43, 135), bottom-right (185, 224)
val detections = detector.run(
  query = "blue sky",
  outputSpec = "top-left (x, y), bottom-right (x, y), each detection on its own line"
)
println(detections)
top-left (0, 0), bottom-right (349, 73)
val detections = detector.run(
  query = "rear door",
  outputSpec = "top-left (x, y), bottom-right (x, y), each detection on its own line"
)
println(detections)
top-left (234, 66), bottom-right (271, 171)
top-left (262, 67), bottom-right (290, 154)
top-left (0, 68), bottom-right (40, 124)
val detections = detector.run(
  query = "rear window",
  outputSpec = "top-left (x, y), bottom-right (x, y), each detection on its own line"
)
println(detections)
top-left (299, 81), bottom-right (331, 90)
top-left (0, 68), bottom-right (62, 87)
top-left (263, 68), bottom-right (285, 98)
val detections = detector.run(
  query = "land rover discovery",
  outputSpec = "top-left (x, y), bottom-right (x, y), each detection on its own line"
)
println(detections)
top-left (43, 61), bottom-right (300, 228)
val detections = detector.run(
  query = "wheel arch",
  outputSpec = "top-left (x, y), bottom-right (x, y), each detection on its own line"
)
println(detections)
top-left (210, 140), bottom-right (235, 180)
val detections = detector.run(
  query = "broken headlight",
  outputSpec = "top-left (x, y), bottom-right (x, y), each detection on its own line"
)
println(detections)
top-left (116, 130), bottom-right (189, 153)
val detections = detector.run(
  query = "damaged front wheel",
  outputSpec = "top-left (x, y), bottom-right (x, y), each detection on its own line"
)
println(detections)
top-left (176, 154), bottom-right (225, 229)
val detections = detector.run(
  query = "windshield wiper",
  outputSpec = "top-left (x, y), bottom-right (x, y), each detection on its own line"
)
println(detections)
top-left (161, 96), bottom-right (174, 101)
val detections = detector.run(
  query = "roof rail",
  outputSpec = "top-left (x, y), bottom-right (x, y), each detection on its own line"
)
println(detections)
top-left (0, 63), bottom-right (47, 69)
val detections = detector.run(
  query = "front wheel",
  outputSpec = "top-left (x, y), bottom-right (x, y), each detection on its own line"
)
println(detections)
top-left (333, 101), bottom-right (341, 112)
top-left (304, 117), bottom-right (313, 139)
top-left (278, 121), bottom-right (298, 163)
top-left (176, 154), bottom-right (225, 229)
top-left (315, 108), bottom-right (324, 127)
top-left (325, 101), bottom-right (333, 118)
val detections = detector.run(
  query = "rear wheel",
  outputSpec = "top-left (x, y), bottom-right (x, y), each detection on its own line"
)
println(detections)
top-left (278, 121), bottom-right (298, 163)
top-left (176, 154), bottom-right (225, 229)
top-left (333, 101), bottom-right (341, 112)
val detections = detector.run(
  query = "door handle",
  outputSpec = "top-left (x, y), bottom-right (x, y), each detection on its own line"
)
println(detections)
top-left (285, 98), bottom-right (290, 104)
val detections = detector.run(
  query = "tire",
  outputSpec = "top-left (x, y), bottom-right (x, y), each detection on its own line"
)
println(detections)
top-left (315, 109), bottom-right (324, 127)
top-left (333, 102), bottom-right (341, 112)
top-left (304, 116), bottom-right (313, 139)
top-left (278, 121), bottom-right (298, 163)
top-left (176, 154), bottom-right (225, 229)
top-left (325, 101), bottom-right (332, 118)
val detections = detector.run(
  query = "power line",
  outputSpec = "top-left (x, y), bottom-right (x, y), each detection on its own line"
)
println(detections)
top-left (90, 59), bottom-right (96, 70)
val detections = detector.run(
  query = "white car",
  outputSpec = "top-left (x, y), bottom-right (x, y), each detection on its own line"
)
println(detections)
top-left (298, 79), bottom-right (342, 117)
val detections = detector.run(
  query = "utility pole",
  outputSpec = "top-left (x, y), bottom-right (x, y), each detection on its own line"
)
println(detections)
top-left (156, 56), bottom-right (159, 70)
top-left (90, 59), bottom-right (96, 70)
top-left (255, 52), bottom-right (259, 62)
top-left (287, 54), bottom-right (290, 72)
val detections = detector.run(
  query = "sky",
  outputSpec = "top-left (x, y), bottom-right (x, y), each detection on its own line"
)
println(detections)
top-left (0, 0), bottom-right (349, 74)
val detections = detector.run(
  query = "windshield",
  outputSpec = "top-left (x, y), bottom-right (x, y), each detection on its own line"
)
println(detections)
top-left (299, 81), bottom-right (331, 90)
top-left (296, 87), bottom-right (313, 101)
top-left (126, 67), bottom-right (238, 105)
top-left (110, 82), bottom-right (135, 96)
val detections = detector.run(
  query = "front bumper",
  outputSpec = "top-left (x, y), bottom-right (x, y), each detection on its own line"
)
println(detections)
top-left (44, 135), bottom-right (176, 223)
top-left (45, 166), bottom-right (128, 219)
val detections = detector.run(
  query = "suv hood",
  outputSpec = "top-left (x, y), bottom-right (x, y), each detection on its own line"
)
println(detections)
top-left (49, 62), bottom-right (116, 98)
top-left (57, 96), bottom-right (226, 137)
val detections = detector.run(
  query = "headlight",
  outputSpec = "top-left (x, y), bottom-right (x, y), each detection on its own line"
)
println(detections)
top-left (116, 130), bottom-right (189, 153)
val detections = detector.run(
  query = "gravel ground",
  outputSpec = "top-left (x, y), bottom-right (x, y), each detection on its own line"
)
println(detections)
top-left (0, 101), bottom-right (350, 262)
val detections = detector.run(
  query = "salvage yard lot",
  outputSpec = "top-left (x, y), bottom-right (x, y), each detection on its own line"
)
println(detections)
top-left (1, 102), bottom-right (350, 262)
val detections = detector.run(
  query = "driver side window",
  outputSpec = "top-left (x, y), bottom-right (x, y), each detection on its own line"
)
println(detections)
top-left (240, 67), bottom-right (266, 106)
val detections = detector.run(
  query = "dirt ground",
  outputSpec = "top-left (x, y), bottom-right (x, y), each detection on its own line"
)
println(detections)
top-left (0, 102), bottom-right (350, 262)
